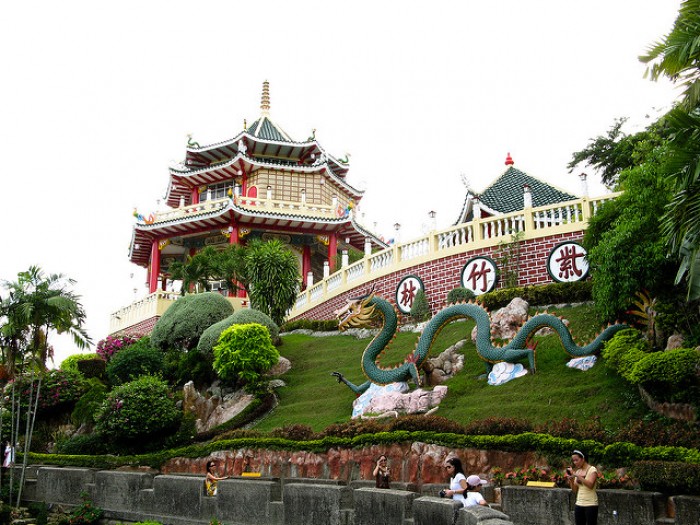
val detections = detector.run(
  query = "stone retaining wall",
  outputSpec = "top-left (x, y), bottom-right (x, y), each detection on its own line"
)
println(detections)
top-left (19, 466), bottom-right (700, 525)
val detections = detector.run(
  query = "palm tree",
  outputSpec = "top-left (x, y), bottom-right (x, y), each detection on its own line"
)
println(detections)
top-left (640, 0), bottom-right (700, 300)
top-left (0, 266), bottom-right (91, 505)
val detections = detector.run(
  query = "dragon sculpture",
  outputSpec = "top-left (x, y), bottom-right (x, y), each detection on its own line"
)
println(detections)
top-left (331, 291), bottom-right (628, 394)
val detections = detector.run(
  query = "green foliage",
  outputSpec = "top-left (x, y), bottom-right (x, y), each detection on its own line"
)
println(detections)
top-left (629, 348), bottom-right (700, 403)
top-left (59, 492), bottom-right (104, 525)
top-left (446, 287), bottom-right (476, 305)
top-left (602, 329), bottom-right (649, 374)
top-left (94, 375), bottom-right (181, 449)
top-left (603, 330), bottom-right (700, 404)
top-left (106, 336), bottom-right (164, 385)
top-left (584, 159), bottom-right (677, 322)
top-left (631, 460), bottom-right (700, 495)
top-left (70, 378), bottom-right (107, 427)
top-left (280, 319), bottom-right (339, 332)
top-left (409, 289), bottom-right (431, 321)
top-left (27, 502), bottom-right (49, 525)
top-left (55, 433), bottom-right (108, 455)
top-left (76, 358), bottom-right (106, 380)
top-left (244, 239), bottom-right (300, 326)
top-left (495, 231), bottom-right (524, 288)
top-left (8, 369), bottom-right (88, 416)
top-left (163, 347), bottom-right (216, 388)
top-left (477, 281), bottom-right (593, 311)
top-left (150, 292), bottom-right (234, 351)
top-left (198, 309), bottom-right (280, 356)
top-left (213, 323), bottom-right (280, 387)
top-left (60, 353), bottom-right (100, 374)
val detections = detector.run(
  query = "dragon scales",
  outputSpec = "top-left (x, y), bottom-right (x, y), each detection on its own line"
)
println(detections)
top-left (331, 291), bottom-right (627, 394)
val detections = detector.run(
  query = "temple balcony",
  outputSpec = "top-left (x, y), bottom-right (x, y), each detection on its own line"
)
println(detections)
top-left (152, 195), bottom-right (340, 224)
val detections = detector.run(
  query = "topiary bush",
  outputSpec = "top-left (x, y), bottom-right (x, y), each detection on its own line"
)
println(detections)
top-left (105, 336), bottom-right (164, 385)
top-left (197, 308), bottom-right (280, 356)
top-left (478, 281), bottom-right (593, 310)
top-left (163, 347), bottom-right (217, 388)
top-left (55, 433), bottom-right (108, 455)
top-left (410, 289), bottom-right (431, 321)
top-left (77, 358), bottom-right (106, 380)
top-left (631, 460), bottom-right (700, 495)
top-left (628, 348), bottom-right (700, 404)
top-left (60, 353), bottom-right (101, 374)
top-left (213, 323), bottom-right (280, 388)
top-left (446, 287), bottom-right (476, 304)
top-left (95, 375), bottom-right (181, 450)
top-left (280, 319), bottom-right (339, 332)
top-left (150, 292), bottom-right (234, 351)
top-left (602, 328), bottom-right (649, 375)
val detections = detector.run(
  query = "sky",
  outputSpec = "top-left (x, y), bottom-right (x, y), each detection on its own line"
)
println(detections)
top-left (0, 0), bottom-right (682, 366)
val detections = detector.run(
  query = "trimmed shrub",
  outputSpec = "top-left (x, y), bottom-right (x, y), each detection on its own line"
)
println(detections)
top-left (446, 287), bottom-right (476, 304)
top-left (213, 323), bottom-right (280, 387)
top-left (150, 292), bottom-right (234, 351)
top-left (163, 347), bottom-right (216, 388)
top-left (76, 358), bottom-right (106, 380)
top-left (198, 309), bottom-right (280, 356)
top-left (95, 375), bottom-right (181, 449)
top-left (280, 319), bottom-right (339, 332)
top-left (478, 281), bottom-right (593, 311)
top-left (631, 460), bottom-right (700, 495)
top-left (106, 337), bottom-right (164, 385)
top-left (410, 289), bottom-right (431, 321)
top-left (60, 353), bottom-right (101, 374)
top-left (602, 329), bottom-right (649, 376)
top-left (55, 433), bottom-right (108, 455)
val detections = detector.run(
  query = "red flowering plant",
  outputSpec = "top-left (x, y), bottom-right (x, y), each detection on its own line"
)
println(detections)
top-left (96, 334), bottom-right (140, 362)
top-left (5, 369), bottom-right (87, 416)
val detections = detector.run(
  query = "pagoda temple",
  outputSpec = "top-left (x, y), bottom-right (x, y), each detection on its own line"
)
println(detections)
top-left (129, 81), bottom-right (387, 297)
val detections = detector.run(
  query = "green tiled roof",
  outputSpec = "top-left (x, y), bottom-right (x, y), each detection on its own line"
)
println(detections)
top-left (246, 116), bottom-right (291, 142)
top-left (479, 166), bottom-right (576, 213)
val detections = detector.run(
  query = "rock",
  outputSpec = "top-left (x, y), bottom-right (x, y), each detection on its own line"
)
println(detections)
top-left (183, 381), bottom-right (256, 433)
top-left (267, 356), bottom-right (292, 376)
top-left (352, 382), bottom-right (448, 418)
top-left (426, 345), bottom-right (465, 384)
top-left (267, 379), bottom-right (286, 389)
top-left (665, 333), bottom-right (685, 350)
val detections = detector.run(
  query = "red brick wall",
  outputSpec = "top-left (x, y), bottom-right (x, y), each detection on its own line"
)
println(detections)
top-left (291, 231), bottom-right (583, 321)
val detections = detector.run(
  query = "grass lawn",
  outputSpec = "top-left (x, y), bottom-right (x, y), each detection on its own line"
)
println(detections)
top-left (254, 303), bottom-right (648, 433)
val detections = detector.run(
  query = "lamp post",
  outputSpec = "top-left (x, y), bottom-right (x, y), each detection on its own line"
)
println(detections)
top-left (393, 222), bottom-right (401, 244)
top-left (428, 210), bottom-right (436, 231)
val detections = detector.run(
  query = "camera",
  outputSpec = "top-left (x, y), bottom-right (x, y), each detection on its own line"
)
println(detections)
top-left (566, 467), bottom-right (573, 476)
top-left (438, 489), bottom-right (447, 498)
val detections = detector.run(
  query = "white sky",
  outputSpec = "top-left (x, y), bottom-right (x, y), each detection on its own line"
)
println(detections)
top-left (0, 1), bottom-right (682, 365)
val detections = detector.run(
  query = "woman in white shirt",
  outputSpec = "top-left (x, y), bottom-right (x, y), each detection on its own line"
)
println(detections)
top-left (443, 457), bottom-right (468, 503)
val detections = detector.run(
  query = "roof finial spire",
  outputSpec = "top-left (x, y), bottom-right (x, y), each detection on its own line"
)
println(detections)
top-left (260, 80), bottom-right (270, 116)
top-left (505, 152), bottom-right (514, 166)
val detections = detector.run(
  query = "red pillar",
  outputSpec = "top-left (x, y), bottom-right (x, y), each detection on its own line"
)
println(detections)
top-left (328, 233), bottom-right (338, 272)
top-left (301, 245), bottom-right (311, 289)
top-left (149, 239), bottom-right (161, 293)
top-left (191, 187), bottom-right (200, 204)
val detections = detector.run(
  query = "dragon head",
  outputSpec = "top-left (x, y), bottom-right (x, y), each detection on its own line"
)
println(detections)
top-left (335, 290), bottom-right (376, 331)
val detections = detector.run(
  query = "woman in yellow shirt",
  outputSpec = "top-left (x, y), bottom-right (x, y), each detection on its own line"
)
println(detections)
top-left (566, 450), bottom-right (598, 525)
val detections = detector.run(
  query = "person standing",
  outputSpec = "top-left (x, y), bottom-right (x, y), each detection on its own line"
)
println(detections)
top-left (205, 460), bottom-right (229, 496)
top-left (463, 474), bottom-right (488, 507)
top-left (566, 450), bottom-right (598, 525)
top-left (443, 457), bottom-right (468, 504)
top-left (373, 455), bottom-right (390, 488)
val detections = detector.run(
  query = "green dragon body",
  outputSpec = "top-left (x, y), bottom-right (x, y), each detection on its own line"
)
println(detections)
top-left (332, 292), bottom-right (627, 394)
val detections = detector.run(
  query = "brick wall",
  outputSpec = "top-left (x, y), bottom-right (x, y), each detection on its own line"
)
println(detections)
top-left (291, 232), bottom-right (583, 321)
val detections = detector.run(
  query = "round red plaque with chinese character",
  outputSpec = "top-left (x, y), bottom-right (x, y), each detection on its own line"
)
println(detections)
top-left (547, 241), bottom-right (589, 283)
top-left (461, 256), bottom-right (498, 295)
top-left (395, 275), bottom-right (425, 314)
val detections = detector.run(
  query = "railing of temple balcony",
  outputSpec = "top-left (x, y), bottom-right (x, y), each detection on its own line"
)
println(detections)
top-left (151, 196), bottom-right (338, 224)
top-left (290, 193), bottom-right (621, 318)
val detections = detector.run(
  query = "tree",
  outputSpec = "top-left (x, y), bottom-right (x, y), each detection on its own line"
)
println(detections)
top-left (568, 118), bottom-right (669, 187)
top-left (640, 0), bottom-right (700, 300)
top-left (0, 266), bottom-right (90, 505)
top-left (583, 156), bottom-right (676, 321)
top-left (244, 239), bottom-right (300, 326)
top-left (213, 323), bottom-right (280, 389)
